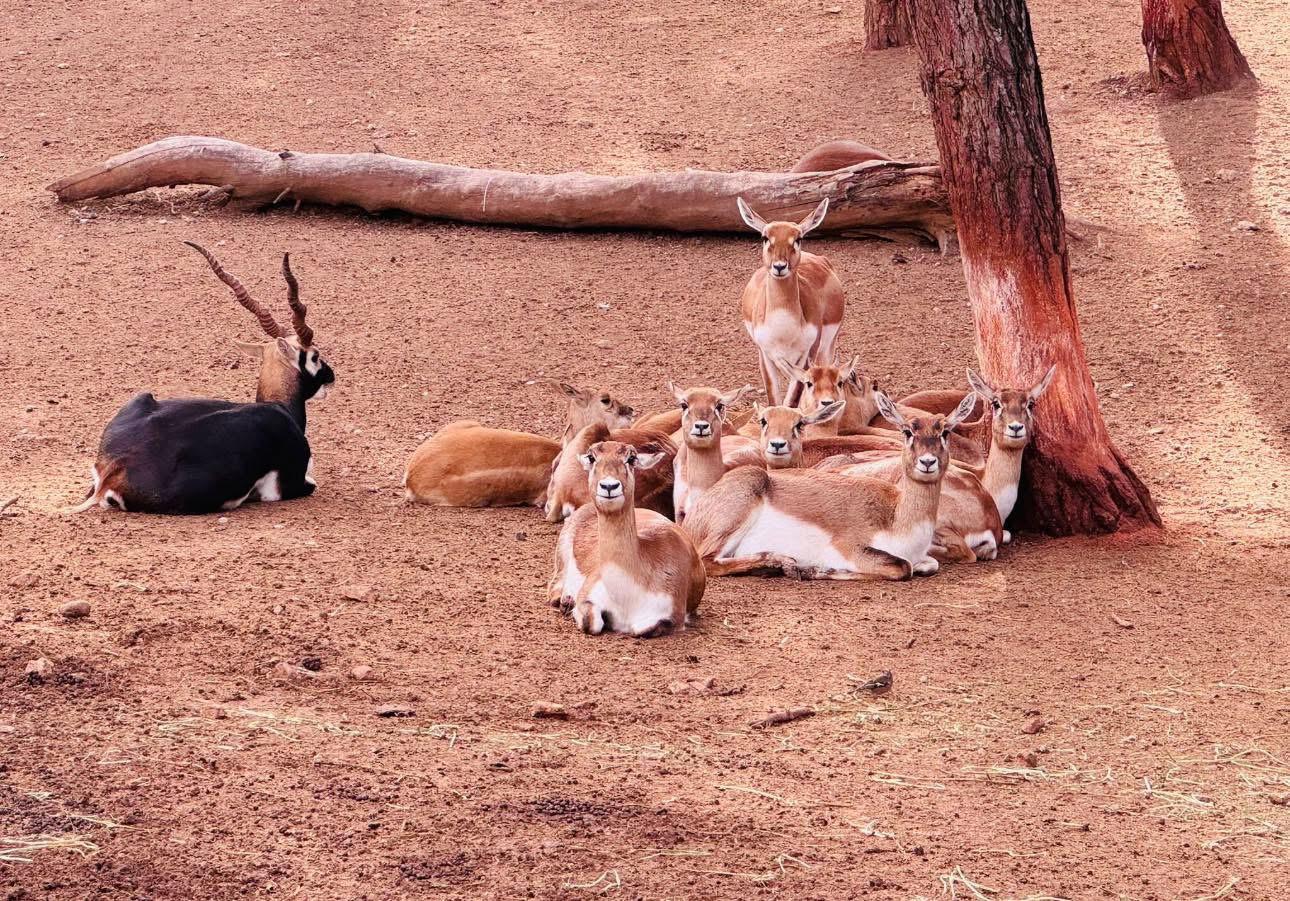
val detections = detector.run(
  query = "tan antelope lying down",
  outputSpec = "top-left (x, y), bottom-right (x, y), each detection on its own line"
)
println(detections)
top-left (548, 441), bottom-right (705, 636)
top-left (684, 392), bottom-right (978, 580)
top-left (544, 425), bottom-right (676, 522)
top-left (670, 383), bottom-right (758, 522)
top-left (738, 197), bottom-right (845, 406)
top-left (403, 383), bottom-right (634, 507)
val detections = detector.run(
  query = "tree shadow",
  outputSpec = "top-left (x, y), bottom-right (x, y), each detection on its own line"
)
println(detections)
top-left (1155, 87), bottom-right (1290, 450)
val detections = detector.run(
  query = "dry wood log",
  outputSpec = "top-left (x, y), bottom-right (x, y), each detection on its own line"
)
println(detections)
top-left (48, 136), bottom-right (955, 248)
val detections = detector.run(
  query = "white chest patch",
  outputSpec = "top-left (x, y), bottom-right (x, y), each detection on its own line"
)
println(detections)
top-left (589, 564), bottom-right (676, 635)
top-left (993, 484), bottom-right (1018, 523)
top-left (752, 311), bottom-right (817, 360)
top-left (870, 520), bottom-right (935, 565)
top-left (254, 470), bottom-right (282, 502)
top-left (725, 503), bottom-right (852, 570)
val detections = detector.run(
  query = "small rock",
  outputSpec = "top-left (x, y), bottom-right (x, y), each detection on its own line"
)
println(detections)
top-left (854, 670), bottom-right (893, 693)
top-left (350, 665), bottom-right (375, 681)
top-left (531, 701), bottom-right (568, 719)
top-left (1022, 716), bottom-right (1046, 735)
top-left (1018, 750), bottom-right (1039, 768)
top-left (24, 658), bottom-right (53, 681)
top-left (59, 600), bottom-right (91, 619)
top-left (825, 5), bottom-right (842, 12)
top-left (1214, 168), bottom-right (1237, 182)
top-left (339, 584), bottom-right (372, 602)
top-left (301, 656), bottom-right (323, 672)
top-left (65, 671), bottom-right (87, 684)
top-left (375, 703), bottom-right (415, 718)
top-left (1110, 613), bottom-right (1134, 629)
top-left (668, 676), bottom-right (716, 695)
top-left (271, 604), bottom-right (284, 615)
top-left (515, 531), bottom-right (528, 542)
top-left (1234, 220), bottom-right (1259, 232)
top-left (1270, 795), bottom-right (1289, 807)
top-left (891, 250), bottom-right (909, 264)
top-left (0, 724), bottom-right (15, 734)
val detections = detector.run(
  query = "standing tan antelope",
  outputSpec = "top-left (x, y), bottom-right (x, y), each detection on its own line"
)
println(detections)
top-left (403, 383), bottom-right (634, 507)
top-left (737, 197), bottom-right (845, 407)
top-left (544, 424), bottom-right (676, 522)
top-left (71, 242), bottom-right (334, 514)
top-left (669, 383), bottom-right (757, 522)
top-left (684, 392), bottom-right (979, 580)
top-left (548, 441), bottom-right (705, 636)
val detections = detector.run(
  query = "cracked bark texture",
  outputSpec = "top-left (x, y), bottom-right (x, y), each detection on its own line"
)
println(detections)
top-left (1142, 0), bottom-right (1255, 98)
top-left (910, 0), bottom-right (1161, 535)
top-left (865, 0), bottom-right (913, 50)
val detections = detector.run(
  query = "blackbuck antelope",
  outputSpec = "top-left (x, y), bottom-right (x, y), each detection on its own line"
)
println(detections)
top-left (750, 402), bottom-right (848, 467)
top-left (670, 383), bottom-right (757, 522)
top-left (790, 139), bottom-right (891, 173)
top-left (684, 392), bottom-right (979, 580)
top-left (70, 243), bottom-right (333, 515)
top-left (965, 366), bottom-right (1056, 541)
top-left (773, 354), bottom-right (873, 436)
top-left (548, 441), bottom-right (705, 637)
top-left (738, 198), bottom-right (845, 407)
top-left (544, 424), bottom-right (676, 522)
top-left (403, 383), bottom-right (634, 508)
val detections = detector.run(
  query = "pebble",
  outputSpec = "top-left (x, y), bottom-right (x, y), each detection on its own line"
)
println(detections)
top-left (531, 701), bottom-right (568, 719)
top-left (59, 600), bottom-right (91, 619)
top-left (375, 703), bottom-right (415, 718)
top-left (25, 658), bottom-right (53, 681)
top-left (350, 665), bottom-right (375, 681)
top-left (339, 584), bottom-right (372, 602)
top-left (1022, 716), bottom-right (1047, 735)
top-left (1234, 220), bottom-right (1259, 232)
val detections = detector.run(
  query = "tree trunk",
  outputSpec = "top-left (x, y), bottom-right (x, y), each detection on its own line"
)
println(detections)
top-left (48, 136), bottom-right (955, 247)
top-left (865, 0), bottom-right (914, 50)
top-left (909, 0), bottom-right (1161, 535)
top-left (1142, 0), bottom-right (1255, 98)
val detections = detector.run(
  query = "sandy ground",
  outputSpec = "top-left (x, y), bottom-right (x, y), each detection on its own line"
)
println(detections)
top-left (2, 0), bottom-right (1288, 898)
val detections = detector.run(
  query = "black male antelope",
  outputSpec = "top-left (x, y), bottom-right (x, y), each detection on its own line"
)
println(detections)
top-left (71, 242), bottom-right (334, 514)
top-left (548, 441), bottom-right (705, 637)
top-left (404, 383), bottom-right (634, 508)
top-left (738, 198), bottom-right (845, 407)
top-left (684, 392), bottom-right (978, 580)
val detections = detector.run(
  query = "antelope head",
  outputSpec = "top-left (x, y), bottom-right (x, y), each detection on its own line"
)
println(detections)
top-left (967, 366), bottom-right (1057, 450)
top-left (753, 402), bottom-right (846, 469)
top-left (876, 391), bottom-right (977, 483)
top-left (736, 197), bottom-right (830, 279)
top-left (549, 382), bottom-right (635, 443)
top-left (669, 383), bottom-right (754, 449)
top-left (579, 441), bottom-right (665, 515)
top-left (185, 242), bottom-right (335, 404)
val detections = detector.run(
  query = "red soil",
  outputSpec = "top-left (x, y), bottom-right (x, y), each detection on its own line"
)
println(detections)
top-left (1, 0), bottom-right (1287, 898)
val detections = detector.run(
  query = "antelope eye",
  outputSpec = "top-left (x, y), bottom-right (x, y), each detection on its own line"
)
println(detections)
top-left (837, 380), bottom-right (845, 387)
top-left (902, 428), bottom-right (914, 439)
top-left (716, 402), bottom-right (726, 412)
top-left (627, 454), bottom-right (637, 465)
top-left (805, 380), bottom-right (813, 388)
top-left (992, 399), bottom-right (1002, 409)
top-left (759, 418), bottom-right (768, 428)
top-left (679, 401), bottom-right (689, 411)
top-left (1027, 400), bottom-right (1036, 410)
top-left (793, 239), bottom-right (801, 248)
top-left (793, 423), bottom-right (803, 434)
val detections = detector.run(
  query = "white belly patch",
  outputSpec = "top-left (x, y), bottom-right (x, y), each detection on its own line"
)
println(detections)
top-left (869, 521), bottom-right (935, 564)
top-left (724, 503), bottom-right (852, 570)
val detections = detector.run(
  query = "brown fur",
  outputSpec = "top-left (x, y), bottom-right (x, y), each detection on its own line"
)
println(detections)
top-left (544, 425), bottom-right (676, 521)
top-left (790, 140), bottom-right (891, 173)
top-left (548, 442), bottom-right (704, 636)
top-left (403, 383), bottom-right (634, 507)
top-left (669, 384), bottom-right (758, 522)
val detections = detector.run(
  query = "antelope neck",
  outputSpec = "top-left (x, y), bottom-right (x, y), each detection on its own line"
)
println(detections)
top-left (682, 436), bottom-right (731, 494)
top-left (257, 365), bottom-right (307, 431)
top-left (596, 501), bottom-right (646, 574)
top-left (764, 270), bottom-right (805, 321)
top-left (893, 471), bottom-right (943, 534)
top-left (982, 442), bottom-right (1024, 514)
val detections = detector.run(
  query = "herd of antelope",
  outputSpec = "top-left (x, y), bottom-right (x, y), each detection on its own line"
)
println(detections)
top-left (72, 199), bottom-right (1054, 639)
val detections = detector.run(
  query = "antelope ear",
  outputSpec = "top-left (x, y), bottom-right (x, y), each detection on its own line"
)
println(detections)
top-left (752, 402), bottom-right (765, 419)
top-left (875, 391), bottom-right (906, 429)
top-left (841, 355), bottom-right (860, 384)
top-left (555, 381), bottom-right (585, 399)
top-left (633, 451), bottom-right (665, 471)
top-left (1030, 364), bottom-right (1058, 400)
top-left (946, 391), bottom-right (979, 431)
top-left (578, 452), bottom-right (595, 472)
top-left (273, 336), bottom-right (298, 366)
top-left (804, 400), bottom-right (845, 426)
top-left (668, 381), bottom-right (688, 405)
top-left (721, 384), bottom-right (756, 408)
top-left (233, 339), bottom-right (266, 358)
top-left (736, 197), bottom-right (769, 234)
top-left (774, 357), bottom-right (808, 383)
top-left (966, 368), bottom-right (997, 401)
top-left (797, 197), bottom-right (829, 236)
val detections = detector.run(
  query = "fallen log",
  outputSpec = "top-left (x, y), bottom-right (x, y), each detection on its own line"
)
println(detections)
top-left (48, 136), bottom-right (955, 248)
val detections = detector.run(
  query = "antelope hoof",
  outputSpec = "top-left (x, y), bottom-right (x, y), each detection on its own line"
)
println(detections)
top-left (912, 557), bottom-right (940, 576)
top-left (573, 601), bottom-right (604, 634)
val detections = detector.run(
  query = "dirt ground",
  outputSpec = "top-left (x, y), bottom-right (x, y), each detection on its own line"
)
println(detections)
top-left (2, 0), bottom-right (1288, 898)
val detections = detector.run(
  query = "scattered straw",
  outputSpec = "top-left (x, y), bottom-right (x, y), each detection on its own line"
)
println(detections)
top-left (1185, 876), bottom-right (1241, 901)
top-left (1, 834), bottom-right (100, 864)
top-left (940, 866), bottom-right (998, 899)
top-left (561, 869), bottom-right (621, 892)
top-left (685, 852), bottom-right (810, 884)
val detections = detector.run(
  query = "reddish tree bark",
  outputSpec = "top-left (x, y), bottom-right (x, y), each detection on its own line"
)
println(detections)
top-left (1142, 0), bottom-right (1255, 98)
top-left (865, 0), bottom-right (913, 50)
top-left (909, 0), bottom-right (1160, 535)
